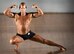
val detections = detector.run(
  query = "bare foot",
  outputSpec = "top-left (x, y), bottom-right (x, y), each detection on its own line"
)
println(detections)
top-left (48, 48), bottom-right (66, 54)
top-left (59, 47), bottom-right (67, 52)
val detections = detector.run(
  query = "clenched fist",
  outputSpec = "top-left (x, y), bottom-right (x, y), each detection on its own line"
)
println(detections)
top-left (32, 4), bottom-right (38, 8)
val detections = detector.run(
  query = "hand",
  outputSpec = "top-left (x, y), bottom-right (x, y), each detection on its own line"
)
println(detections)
top-left (32, 4), bottom-right (38, 8)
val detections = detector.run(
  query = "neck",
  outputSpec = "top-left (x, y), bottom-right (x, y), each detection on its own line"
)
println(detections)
top-left (21, 12), bottom-right (26, 16)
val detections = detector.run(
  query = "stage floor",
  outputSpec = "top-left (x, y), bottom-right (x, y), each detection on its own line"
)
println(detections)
top-left (0, 32), bottom-right (74, 54)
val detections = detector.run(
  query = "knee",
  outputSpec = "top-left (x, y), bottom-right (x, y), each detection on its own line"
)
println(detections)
top-left (10, 39), bottom-right (16, 45)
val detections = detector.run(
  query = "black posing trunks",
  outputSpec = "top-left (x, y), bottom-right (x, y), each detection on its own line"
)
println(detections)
top-left (16, 30), bottom-right (35, 40)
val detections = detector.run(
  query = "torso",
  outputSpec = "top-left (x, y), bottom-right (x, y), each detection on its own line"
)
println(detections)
top-left (14, 13), bottom-right (32, 34)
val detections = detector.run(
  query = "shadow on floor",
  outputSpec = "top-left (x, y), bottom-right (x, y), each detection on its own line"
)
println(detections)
top-left (47, 50), bottom-right (64, 54)
top-left (14, 49), bottom-right (65, 54)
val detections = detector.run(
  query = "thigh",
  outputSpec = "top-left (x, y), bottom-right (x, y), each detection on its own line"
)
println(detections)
top-left (29, 34), bottom-right (45, 43)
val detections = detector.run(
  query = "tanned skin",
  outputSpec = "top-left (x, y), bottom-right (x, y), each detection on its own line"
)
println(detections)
top-left (3, 2), bottom-right (66, 52)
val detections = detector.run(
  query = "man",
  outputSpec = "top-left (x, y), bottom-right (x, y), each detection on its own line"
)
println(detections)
top-left (3, 2), bottom-right (66, 51)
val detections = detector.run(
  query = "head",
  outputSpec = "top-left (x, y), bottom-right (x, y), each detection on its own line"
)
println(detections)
top-left (19, 2), bottom-right (27, 12)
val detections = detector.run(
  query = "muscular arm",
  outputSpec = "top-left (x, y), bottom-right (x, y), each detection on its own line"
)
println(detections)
top-left (3, 5), bottom-right (16, 18)
top-left (32, 4), bottom-right (44, 18)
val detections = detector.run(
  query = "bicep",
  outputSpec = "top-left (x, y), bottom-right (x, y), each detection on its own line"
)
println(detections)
top-left (8, 12), bottom-right (15, 18)
top-left (32, 12), bottom-right (41, 18)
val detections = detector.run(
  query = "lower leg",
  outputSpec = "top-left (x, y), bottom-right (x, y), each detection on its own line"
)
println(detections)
top-left (15, 43), bottom-right (19, 50)
top-left (30, 35), bottom-right (66, 51)
top-left (43, 39), bottom-right (66, 51)
top-left (43, 39), bottom-right (61, 47)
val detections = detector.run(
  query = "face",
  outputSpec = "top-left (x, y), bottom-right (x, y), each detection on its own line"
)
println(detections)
top-left (19, 5), bottom-right (26, 12)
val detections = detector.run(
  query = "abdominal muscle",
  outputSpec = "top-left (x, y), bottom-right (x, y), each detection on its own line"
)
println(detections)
top-left (15, 19), bottom-right (31, 34)
top-left (16, 25), bottom-right (30, 34)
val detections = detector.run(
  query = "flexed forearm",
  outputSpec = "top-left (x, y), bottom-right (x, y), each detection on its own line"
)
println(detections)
top-left (36, 6), bottom-right (44, 15)
top-left (3, 4), bottom-right (17, 17)
top-left (32, 4), bottom-right (44, 16)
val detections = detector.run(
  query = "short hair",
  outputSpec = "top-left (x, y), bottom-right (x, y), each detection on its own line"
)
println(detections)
top-left (19, 2), bottom-right (27, 9)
